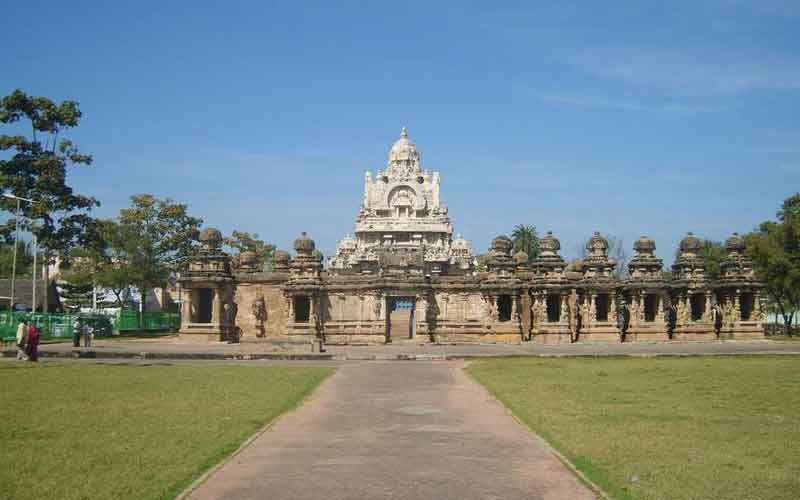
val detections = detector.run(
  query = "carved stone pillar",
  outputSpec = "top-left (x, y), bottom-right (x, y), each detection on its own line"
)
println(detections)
top-left (704, 291), bottom-right (712, 322)
top-left (609, 291), bottom-right (617, 323)
top-left (656, 293), bottom-right (666, 322)
top-left (212, 288), bottom-right (223, 325)
top-left (373, 293), bottom-right (383, 321)
top-left (734, 289), bottom-right (742, 322)
top-left (182, 290), bottom-right (193, 324)
top-left (559, 293), bottom-right (568, 323)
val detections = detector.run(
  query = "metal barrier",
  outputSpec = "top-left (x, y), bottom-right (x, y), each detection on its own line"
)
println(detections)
top-left (0, 310), bottom-right (180, 339)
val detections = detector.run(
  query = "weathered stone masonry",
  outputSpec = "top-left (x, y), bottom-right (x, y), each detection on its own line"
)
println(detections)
top-left (179, 129), bottom-right (765, 344)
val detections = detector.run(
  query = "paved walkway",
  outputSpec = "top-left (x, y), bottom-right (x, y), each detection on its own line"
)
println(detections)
top-left (5, 338), bottom-right (800, 361)
top-left (187, 361), bottom-right (596, 500)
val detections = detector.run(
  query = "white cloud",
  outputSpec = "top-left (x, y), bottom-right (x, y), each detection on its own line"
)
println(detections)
top-left (566, 46), bottom-right (800, 96)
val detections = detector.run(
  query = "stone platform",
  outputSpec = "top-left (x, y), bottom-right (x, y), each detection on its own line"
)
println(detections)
top-left (4, 337), bottom-right (799, 362)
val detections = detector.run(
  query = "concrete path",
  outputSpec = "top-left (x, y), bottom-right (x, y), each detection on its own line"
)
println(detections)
top-left (6, 337), bottom-right (800, 362)
top-left (187, 361), bottom-right (596, 500)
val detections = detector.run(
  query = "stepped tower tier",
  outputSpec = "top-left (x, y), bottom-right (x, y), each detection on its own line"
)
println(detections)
top-left (328, 127), bottom-right (473, 274)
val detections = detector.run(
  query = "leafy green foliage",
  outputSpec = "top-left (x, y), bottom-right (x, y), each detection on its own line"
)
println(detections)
top-left (58, 280), bottom-right (94, 312)
top-left (511, 224), bottom-right (539, 263)
top-left (224, 230), bottom-right (276, 271)
top-left (746, 193), bottom-right (800, 335)
top-left (0, 89), bottom-right (98, 260)
top-left (0, 240), bottom-right (33, 278)
top-left (699, 240), bottom-right (726, 281)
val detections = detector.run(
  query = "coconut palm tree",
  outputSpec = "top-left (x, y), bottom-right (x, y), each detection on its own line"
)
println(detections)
top-left (511, 224), bottom-right (539, 263)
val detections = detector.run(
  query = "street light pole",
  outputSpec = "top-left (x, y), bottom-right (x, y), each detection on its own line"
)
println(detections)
top-left (4, 193), bottom-right (34, 312)
top-left (9, 197), bottom-right (21, 311)
top-left (32, 234), bottom-right (38, 312)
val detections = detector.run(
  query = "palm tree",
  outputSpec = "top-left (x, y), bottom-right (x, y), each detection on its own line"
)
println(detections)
top-left (511, 224), bottom-right (539, 263)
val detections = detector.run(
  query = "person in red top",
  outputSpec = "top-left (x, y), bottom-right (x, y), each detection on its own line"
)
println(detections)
top-left (25, 323), bottom-right (40, 362)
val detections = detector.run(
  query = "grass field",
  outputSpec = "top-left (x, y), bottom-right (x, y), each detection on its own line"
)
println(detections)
top-left (468, 356), bottom-right (800, 500)
top-left (0, 362), bottom-right (332, 500)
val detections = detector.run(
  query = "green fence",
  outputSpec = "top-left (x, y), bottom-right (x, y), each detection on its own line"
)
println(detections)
top-left (116, 310), bottom-right (180, 332)
top-left (1, 310), bottom-right (180, 341)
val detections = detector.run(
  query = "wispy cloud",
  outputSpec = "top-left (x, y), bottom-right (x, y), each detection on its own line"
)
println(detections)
top-left (534, 91), bottom-right (721, 113)
top-left (566, 46), bottom-right (800, 96)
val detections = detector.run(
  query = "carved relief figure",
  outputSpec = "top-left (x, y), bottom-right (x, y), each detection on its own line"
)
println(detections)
top-left (252, 297), bottom-right (267, 337)
top-left (676, 298), bottom-right (689, 325)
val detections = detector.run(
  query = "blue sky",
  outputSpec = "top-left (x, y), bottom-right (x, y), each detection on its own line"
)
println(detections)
top-left (3, 1), bottom-right (799, 262)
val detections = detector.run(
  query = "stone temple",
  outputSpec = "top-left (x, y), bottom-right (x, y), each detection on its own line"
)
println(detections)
top-left (179, 128), bottom-right (765, 345)
top-left (328, 127), bottom-right (474, 274)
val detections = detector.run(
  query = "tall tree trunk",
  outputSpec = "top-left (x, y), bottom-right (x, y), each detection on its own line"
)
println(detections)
top-left (785, 312), bottom-right (795, 337)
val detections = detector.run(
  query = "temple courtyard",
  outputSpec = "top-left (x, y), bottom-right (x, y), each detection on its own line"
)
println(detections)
top-left (1, 351), bottom-right (799, 500)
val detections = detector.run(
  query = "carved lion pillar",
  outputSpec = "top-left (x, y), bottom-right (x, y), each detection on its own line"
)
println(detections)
top-left (656, 292), bottom-right (666, 322)
top-left (182, 290), bottom-right (194, 324)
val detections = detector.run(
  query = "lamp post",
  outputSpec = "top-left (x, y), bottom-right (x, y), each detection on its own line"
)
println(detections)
top-left (3, 193), bottom-right (34, 312)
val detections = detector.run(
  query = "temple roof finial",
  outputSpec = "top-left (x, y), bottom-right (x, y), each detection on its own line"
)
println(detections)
top-left (400, 126), bottom-right (408, 138)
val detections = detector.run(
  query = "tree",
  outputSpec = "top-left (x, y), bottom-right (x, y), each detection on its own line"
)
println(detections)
top-left (58, 280), bottom-right (94, 312)
top-left (0, 239), bottom-right (33, 278)
top-left (511, 224), bottom-right (539, 263)
top-left (224, 230), bottom-right (276, 271)
top-left (1, 90), bottom-right (99, 310)
top-left (746, 193), bottom-right (800, 336)
top-left (59, 220), bottom-right (134, 309)
top-left (700, 240), bottom-right (726, 281)
top-left (117, 194), bottom-right (202, 313)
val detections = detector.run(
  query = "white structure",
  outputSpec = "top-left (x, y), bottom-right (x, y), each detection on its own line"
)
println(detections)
top-left (329, 128), bottom-right (474, 273)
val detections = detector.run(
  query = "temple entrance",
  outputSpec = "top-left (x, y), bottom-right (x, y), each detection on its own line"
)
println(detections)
top-left (389, 297), bottom-right (416, 341)
top-left (196, 288), bottom-right (213, 323)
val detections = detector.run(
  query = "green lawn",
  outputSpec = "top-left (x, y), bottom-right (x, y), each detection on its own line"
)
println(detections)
top-left (0, 362), bottom-right (332, 500)
top-left (468, 356), bottom-right (800, 500)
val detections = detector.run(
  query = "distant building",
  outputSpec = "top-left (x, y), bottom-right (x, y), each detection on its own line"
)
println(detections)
top-left (0, 278), bottom-right (61, 312)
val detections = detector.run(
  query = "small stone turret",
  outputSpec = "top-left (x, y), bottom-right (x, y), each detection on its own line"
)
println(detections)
top-left (485, 235), bottom-right (515, 275)
top-left (531, 230), bottom-right (566, 279)
top-left (627, 235), bottom-right (663, 281)
top-left (720, 232), bottom-right (754, 281)
top-left (272, 250), bottom-right (291, 272)
top-left (237, 250), bottom-right (258, 272)
top-left (672, 232), bottom-right (706, 282)
top-left (290, 232), bottom-right (322, 277)
top-left (580, 231), bottom-right (616, 280)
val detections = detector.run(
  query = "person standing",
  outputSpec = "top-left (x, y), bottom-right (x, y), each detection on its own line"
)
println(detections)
top-left (25, 322), bottom-right (40, 362)
top-left (15, 319), bottom-right (28, 360)
top-left (73, 318), bottom-right (82, 347)
top-left (83, 320), bottom-right (93, 348)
